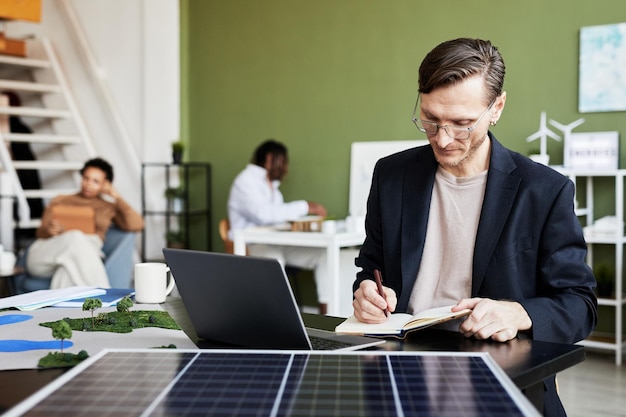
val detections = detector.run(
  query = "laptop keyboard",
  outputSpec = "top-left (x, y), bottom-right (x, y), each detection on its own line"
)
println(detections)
top-left (309, 335), bottom-right (354, 350)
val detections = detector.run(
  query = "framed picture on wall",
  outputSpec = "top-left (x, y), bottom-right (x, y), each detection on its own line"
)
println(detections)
top-left (567, 131), bottom-right (619, 171)
top-left (579, 23), bottom-right (626, 112)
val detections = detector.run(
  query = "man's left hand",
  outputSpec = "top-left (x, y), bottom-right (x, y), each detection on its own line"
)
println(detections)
top-left (452, 298), bottom-right (532, 342)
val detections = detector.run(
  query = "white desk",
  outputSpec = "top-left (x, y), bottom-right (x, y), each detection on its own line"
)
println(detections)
top-left (233, 227), bottom-right (365, 316)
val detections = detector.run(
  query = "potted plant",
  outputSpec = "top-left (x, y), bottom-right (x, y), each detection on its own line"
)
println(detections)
top-left (164, 186), bottom-right (185, 213)
top-left (165, 230), bottom-right (185, 249)
top-left (171, 140), bottom-right (184, 164)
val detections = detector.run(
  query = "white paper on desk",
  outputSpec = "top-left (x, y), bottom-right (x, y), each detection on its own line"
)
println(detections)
top-left (0, 286), bottom-right (105, 311)
top-left (248, 223), bottom-right (291, 232)
top-left (0, 305), bottom-right (198, 370)
top-left (52, 288), bottom-right (135, 308)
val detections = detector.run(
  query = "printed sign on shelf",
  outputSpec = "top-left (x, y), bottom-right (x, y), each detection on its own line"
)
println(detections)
top-left (566, 131), bottom-right (619, 170)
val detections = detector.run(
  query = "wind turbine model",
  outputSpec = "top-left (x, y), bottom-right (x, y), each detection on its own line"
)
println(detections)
top-left (549, 117), bottom-right (585, 168)
top-left (549, 117), bottom-right (586, 141)
top-left (526, 111), bottom-right (561, 160)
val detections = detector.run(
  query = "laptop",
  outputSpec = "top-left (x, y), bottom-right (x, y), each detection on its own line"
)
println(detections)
top-left (162, 248), bottom-right (385, 351)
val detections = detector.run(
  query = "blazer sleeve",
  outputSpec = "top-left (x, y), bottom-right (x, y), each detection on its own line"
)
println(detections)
top-left (516, 179), bottom-right (597, 343)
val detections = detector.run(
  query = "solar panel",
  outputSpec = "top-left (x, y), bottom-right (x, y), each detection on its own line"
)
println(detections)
top-left (6, 349), bottom-right (540, 417)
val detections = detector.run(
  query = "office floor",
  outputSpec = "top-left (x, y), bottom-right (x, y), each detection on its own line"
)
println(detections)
top-left (558, 350), bottom-right (626, 417)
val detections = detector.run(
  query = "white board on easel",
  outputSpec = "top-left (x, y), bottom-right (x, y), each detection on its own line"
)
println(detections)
top-left (349, 140), bottom-right (428, 217)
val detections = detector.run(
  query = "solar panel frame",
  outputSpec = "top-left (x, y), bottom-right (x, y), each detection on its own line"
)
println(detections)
top-left (5, 349), bottom-right (541, 417)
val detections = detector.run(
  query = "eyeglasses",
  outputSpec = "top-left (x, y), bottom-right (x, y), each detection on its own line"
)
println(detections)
top-left (411, 95), bottom-right (495, 140)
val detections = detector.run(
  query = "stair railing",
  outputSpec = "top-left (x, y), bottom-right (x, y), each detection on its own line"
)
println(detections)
top-left (0, 131), bottom-right (30, 225)
top-left (57, 0), bottom-right (141, 177)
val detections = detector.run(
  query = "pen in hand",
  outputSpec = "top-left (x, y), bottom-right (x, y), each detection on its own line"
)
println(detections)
top-left (373, 269), bottom-right (390, 317)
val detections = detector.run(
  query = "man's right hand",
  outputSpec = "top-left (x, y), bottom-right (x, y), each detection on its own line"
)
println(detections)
top-left (353, 279), bottom-right (397, 323)
top-left (307, 201), bottom-right (327, 217)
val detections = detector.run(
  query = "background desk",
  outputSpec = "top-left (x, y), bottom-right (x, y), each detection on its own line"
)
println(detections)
top-left (233, 228), bottom-right (365, 316)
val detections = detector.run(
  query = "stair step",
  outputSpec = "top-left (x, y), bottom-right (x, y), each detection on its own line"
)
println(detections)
top-left (0, 54), bottom-right (50, 69)
top-left (23, 189), bottom-right (78, 199)
top-left (12, 160), bottom-right (83, 170)
top-left (3, 133), bottom-right (81, 144)
top-left (0, 106), bottom-right (71, 119)
top-left (1, 38), bottom-right (96, 226)
top-left (16, 218), bottom-right (41, 229)
top-left (0, 79), bottom-right (61, 94)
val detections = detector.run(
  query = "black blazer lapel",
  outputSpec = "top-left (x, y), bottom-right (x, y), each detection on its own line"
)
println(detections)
top-left (472, 136), bottom-right (521, 293)
top-left (398, 146), bottom-right (437, 310)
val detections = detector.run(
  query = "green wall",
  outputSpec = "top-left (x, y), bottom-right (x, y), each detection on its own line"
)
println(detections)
top-left (181, 0), bottom-right (626, 251)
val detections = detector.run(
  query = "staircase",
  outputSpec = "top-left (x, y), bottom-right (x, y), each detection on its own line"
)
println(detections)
top-left (0, 37), bottom-right (96, 232)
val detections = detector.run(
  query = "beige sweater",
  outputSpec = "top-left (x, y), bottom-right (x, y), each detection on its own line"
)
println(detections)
top-left (36, 193), bottom-right (144, 241)
top-left (407, 167), bottom-right (487, 315)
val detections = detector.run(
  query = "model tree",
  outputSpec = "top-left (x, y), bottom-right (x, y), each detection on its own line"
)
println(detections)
top-left (52, 320), bottom-right (72, 353)
top-left (83, 297), bottom-right (103, 328)
top-left (39, 322), bottom-right (90, 368)
top-left (116, 296), bottom-right (134, 316)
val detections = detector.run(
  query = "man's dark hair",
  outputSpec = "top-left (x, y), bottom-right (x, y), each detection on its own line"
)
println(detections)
top-left (80, 157), bottom-right (114, 182)
top-left (252, 139), bottom-right (288, 166)
top-left (418, 38), bottom-right (505, 105)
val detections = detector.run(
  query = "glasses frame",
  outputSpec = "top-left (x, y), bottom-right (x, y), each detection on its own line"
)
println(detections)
top-left (411, 95), bottom-right (496, 140)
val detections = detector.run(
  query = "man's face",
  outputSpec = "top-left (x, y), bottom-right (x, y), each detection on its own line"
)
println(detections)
top-left (80, 167), bottom-right (108, 198)
top-left (419, 75), bottom-right (503, 176)
top-left (266, 153), bottom-right (288, 181)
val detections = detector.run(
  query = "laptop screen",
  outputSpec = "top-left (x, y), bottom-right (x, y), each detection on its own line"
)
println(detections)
top-left (163, 249), bottom-right (312, 349)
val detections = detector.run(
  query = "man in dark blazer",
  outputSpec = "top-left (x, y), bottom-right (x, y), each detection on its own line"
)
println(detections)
top-left (352, 38), bottom-right (597, 417)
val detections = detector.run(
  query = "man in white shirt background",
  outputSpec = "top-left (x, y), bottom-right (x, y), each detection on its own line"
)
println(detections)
top-left (227, 139), bottom-right (330, 312)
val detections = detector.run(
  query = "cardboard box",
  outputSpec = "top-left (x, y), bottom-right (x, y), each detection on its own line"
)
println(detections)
top-left (290, 217), bottom-right (323, 232)
top-left (0, 33), bottom-right (26, 57)
top-left (0, 0), bottom-right (41, 22)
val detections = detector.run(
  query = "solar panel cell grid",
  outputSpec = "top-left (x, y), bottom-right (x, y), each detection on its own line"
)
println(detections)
top-left (10, 350), bottom-right (539, 417)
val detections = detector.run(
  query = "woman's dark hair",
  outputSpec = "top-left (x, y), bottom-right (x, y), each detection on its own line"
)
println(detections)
top-left (418, 38), bottom-right (505, 105)
top-left (81, 157), bottom-right (114, 182)
top-left (252, 139), bottom-right (288, 166)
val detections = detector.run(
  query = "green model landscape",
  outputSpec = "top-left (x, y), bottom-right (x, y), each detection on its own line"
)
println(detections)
top-left (38, 296), bottom-right (180, 368)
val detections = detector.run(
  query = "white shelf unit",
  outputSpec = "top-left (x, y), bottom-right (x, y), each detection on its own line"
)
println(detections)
top-left (557, 168), bottom-right (626, 365)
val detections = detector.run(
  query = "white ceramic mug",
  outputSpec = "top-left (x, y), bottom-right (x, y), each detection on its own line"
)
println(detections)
top-left (0, 251), bottom-right (16, 276)
top-left (134, 262), bottom-right (175, 303)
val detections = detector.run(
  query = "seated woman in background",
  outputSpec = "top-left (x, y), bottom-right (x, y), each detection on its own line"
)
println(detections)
top-left (27, 158), bottom-right (144, 288)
